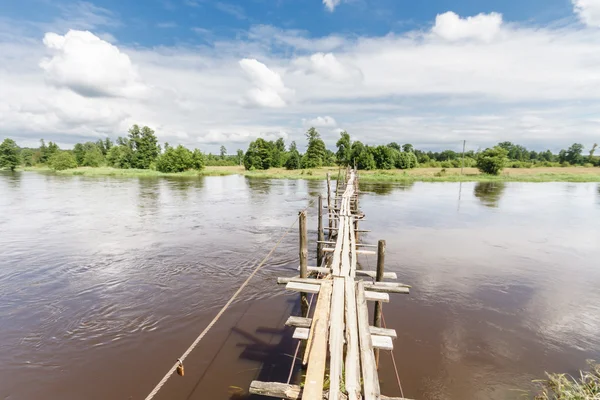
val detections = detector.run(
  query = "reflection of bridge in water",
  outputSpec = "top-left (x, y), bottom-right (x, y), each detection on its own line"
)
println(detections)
top-left (250, 168), bottom-right (412, 400)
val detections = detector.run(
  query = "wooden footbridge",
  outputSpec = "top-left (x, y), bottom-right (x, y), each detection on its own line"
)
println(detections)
top-left (249, 169), bottom-right (411, 400)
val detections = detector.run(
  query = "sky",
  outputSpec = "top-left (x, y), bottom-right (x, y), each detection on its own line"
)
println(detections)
top-left (0, 0), bottom-right (599, 153)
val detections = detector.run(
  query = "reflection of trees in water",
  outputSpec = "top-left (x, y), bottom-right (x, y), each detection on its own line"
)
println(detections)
top-left (245, 177), bottom-right (271, 196)
top-left (306, 179), bottom-right (325, 198)
top-left (360, 181), bottom-right (414, 196)
top-left (137, 178), bottom-right (161, 215)
top-left (474, 182), bottom-right (506, 208)
top-left (597, 184), bottom-right (600, 202)
top-left (165, 177), bottom-right (204, 199)
top-left (0, 170), bottom-right (21, 188)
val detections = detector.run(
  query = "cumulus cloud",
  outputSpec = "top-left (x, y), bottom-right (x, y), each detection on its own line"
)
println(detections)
top-left (303, 116), bottom-right (337, 128)
top-left (39, 30), bottom-right (146, 98)
top-left (432, 11), bottom-right (503, 42)
top-left (323, 0), bottom-right (341, 12)
top-left (197, 128), bottom-right (288, 144)
top-left (294, 52), bottom-right (362, 82)
top-left (573, 0), bottom-right (600, 27)
top-left (239, 58), bottom-right (292, 108)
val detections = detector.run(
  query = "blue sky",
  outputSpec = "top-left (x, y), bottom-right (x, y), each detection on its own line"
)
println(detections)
top-left (0, 0), bottom-right (598, 153)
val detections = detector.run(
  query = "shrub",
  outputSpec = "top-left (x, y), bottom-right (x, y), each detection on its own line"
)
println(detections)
top-left (395, 152), bottom-right (418, 169)
top-left (156, 145), bottom-right (194, 173)
top-left (476, 147), bottom-right (508, 175)
top-left (49, 151), bottom-right (77, 171)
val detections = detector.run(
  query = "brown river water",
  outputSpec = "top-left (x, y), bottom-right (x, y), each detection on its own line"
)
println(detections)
top-left (1, 172), bottom-right (599, 400)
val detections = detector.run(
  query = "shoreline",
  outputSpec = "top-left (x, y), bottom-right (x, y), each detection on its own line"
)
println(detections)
top-left (16, 166), bottom-right (600, 183)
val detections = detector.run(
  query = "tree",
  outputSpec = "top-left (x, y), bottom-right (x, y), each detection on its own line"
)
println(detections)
top-left (236, 149), bottom-right (244, 165)
top-left (395, 151), bottom-right (418, 169)
top-left (0, 138), bottom-right (20, 171)
top-left (82, 146), bottom-right (104, 167)
top-left (589, 143), bottom-right (598, 164)
top-left (373, 145), bottom-right (395, 169)
top-left (565, 143), bottom-right (584, 165)
top-left (20, 148), bottom-right (34, 167)
top-left (336, 131), bottom-right (352, 166)
top-left (39, 139), bottom-right (49, 163)
top-left (387, 142), bottom-right (401, 152)
top-left (156, 145), bottom-right (194, 172)
top-left (402, 143), bottom-right (414, 153)
top-left (244, 138), bottom-right (273, 170)
top-left (271, 138), bottom-right (286, 168)
top-left (476, 147), bottom-right (508, 175)
top-left (106, 145), bottom-right (133, 168)
top-left (48, 151), bottom-right (77, 171)
top-left (192, 149), bottom-right (205, 170)
top-left (73, 143), bottom-right (86, 165)
top-left (285, 141), bottom-right (301, 170)
top-left (220, 145), bottom-right (227, 159)
top-left (303, 128), bottom-right (326, 168)
top-left (128, 125), bottom-right (160, 169)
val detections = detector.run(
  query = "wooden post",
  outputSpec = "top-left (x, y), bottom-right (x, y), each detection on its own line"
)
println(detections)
top-left (374, 239), bottom-right (385, 368)
top-left (317, 195), bottom-right (324, 267)
top-left (299, 211), bottom-right (308, 317)
top-left (326, 173), bottom-right (332, 238)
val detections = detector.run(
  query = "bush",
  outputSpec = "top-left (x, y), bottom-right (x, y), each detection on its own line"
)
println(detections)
top-left (49, 151), bottom-right (77, 171)
top-left (156, 145), bottom-right (194, 173)
top-left (395, 152), bottom-right (418, 169)
top-left (509, 161), bottom-right (533, 168)
top-left (476, 147), bottom-right (508, 175)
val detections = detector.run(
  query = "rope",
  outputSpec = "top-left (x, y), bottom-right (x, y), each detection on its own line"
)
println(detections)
top-left (382, 311), bottom-right (405, 399)
top-left (144, 199), bottom-right (315, 400)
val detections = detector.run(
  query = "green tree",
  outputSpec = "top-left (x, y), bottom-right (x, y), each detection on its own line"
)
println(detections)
top-left (106, 145), bottom-right (133, 168)
top-left (271, 138), bottom-right (286, 168)
top-left (236, 149), bottom-right (244, 165)
top-left (387, 142), bottom-right (401, 152)
top-left (589, 143), bottom-right (598, 164)
top-left (47, 141), bottom-right (59, 158)
top-left (156, 145), bottom-right (194, 172)
top-left (336, 131), bottom-right (352, 166)
top-left (0, 138), bottom-right (20, 171)
top-left (220, 145), bottom-right (227, 159)
top-left (565, 143), bottom-right (584, 165)
top-left (402, 143), bottom-right (414, 153)
top-left (244, 138), bottom-right (273, 170)
top-left (48, 151), bottom-right (77, 171)
top-left (476, 147), bottom-right (508, 175)
top-left (128, 125), bottom-right (160, 169)
top-left (373, 145), bottom-right (395, 169)
top-left (73, 143), bottom-right (86, 165)
top-left (39, 139), bottom-right (49, 163)
top-left (395, 151), bottom-right (418, 169)
top-left (303, 128), bottom-right (326, 168)
top-left (20, 148), bottom-right (34, 167)
top-left (82, 146), bottom-right (104, 167)
top-left (192, 149), bottom-right (205, 170)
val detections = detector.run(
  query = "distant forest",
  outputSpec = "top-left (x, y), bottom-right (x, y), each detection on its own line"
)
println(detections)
top-left (0, 125), bottom-right (598, 174)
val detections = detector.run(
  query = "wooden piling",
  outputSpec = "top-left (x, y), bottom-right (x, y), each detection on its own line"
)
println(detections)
top-left (317, 195), bottom-right (324, 267)
top-left (299, 210), bottom-right (308, 317)
top-left (326, 173), bottom-right (333, 238)
top-left (374, 239), bottom-right (385, 368)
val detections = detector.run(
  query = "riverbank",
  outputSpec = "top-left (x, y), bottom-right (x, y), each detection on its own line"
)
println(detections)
top-left (19, 165), bottom-right (600, 182)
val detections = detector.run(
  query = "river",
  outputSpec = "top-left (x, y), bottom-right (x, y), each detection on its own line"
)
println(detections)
top-left (1, 171), bottom-right (599, 400)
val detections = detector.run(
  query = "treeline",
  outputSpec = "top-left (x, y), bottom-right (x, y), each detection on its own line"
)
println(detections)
top-left (1, 125), bottom-right (598, 174)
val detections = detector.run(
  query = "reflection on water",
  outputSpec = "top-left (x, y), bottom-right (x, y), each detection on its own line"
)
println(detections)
top-left (473, 181), bottom-right (506, 207)
top-left (0, 174), bottom-right (599, 400)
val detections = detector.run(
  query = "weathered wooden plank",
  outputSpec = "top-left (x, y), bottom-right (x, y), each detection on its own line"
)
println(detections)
top-left (302, 281), bottom-right (332, 398)
top-left (293, 327), bottom-right (309, 340)
top-left (356, 270), bottom-right (398, 280)
top-left (328, 277), bottom-right (345, 399)
top-left (278, 277), bottom-right (325, 285)
top-left (371, 334), bottom-right (394, 351)
top-left (365, 291), bottom-right (389, 302)
top-left (285, 282), bottom-right (321, 294)
top-left (357, 281), bottom-right (381, 399)
top-left (344, 278), bottom-right (361, 400)
top-left (369, 326), bottom-right (397, 339)
top-left (285, 316), bottom-right (312, 328)
top-left (323, 248), bottom-right (376, 255)
top-left (297, 266), bottom-right (331, 274)
top-left (363, 283), bottom-right (410, 294)
top-left (249, 381), bottom-right (301, 399)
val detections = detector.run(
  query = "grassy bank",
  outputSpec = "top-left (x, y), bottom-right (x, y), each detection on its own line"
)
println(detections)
top-left (20, 165), bottom-right (600, 182)
top-left (533, 361), bottom-right (600, 399)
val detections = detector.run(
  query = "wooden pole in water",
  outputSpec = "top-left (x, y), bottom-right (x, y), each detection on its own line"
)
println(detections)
top-left (373, 239), bottom-right (385, 368)
top-left (334, 169), bottom-right (341, 230)
top-left (299, 211), bottom-right (308, 317)
top-left (327, 173), bottom-right (332, 238)
top-left (317, 195), bottom-right (324, 267)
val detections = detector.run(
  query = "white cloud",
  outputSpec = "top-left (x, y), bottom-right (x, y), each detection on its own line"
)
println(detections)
top-left (39, 30), bottom-right (146, 98)
top-left (323, 0), bottom-right (341, 12)
top-left (198, 128), bottom-right (288, 144)
top-left (239, 58), bottom-right (292, 108)
top-left (573, 0), bottom-right (600, 27)
top-left (294, 52), bottom-right (362, 82)
top-left (303, 116), bottom-right (337, 128)
top-left (432, 11), bottom-right (503, 42)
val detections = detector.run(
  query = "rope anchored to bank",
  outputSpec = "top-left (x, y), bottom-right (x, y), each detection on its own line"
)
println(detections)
top-left (143, 199), bottom-right (315, 400)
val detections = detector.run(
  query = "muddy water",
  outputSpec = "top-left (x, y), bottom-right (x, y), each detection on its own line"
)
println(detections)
top-left (0, 172), bottom-right (599, 400)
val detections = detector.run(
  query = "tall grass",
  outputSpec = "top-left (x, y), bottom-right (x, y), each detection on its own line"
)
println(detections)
top-left (534, 362), bottom-right (600, 400)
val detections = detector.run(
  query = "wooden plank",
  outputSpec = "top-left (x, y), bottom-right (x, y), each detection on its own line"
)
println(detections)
top-left (349, 215), bottom-right (357, 278)
top-left (302, 281), bottom-right (332, 398)
top-left (328, 277), bottom-right (345, 399)
top-left (249, 381), bottom-right (301, 399)
top-left (344, 278), bottom-right (361, 400)
top-left (356, 270), bottom-right (398, 280)
top-left (285, 282), bottom-right (320, 294)
top-left (369, 326), bottom-right (397, 339)
top-left (363, 283), bottom-right (410, 294)
top-left (285, 316), bottom-right (312, 328)
top-left (357, 281), bottom-right (381, 399)
top-left (371, 334), bottom-right (394, 351)
top-left (323, 248), bottom-right (376, 255)
top-left (278, 277), bottom-right (324, 285)
top-left (293, 328), bottom-right (309, 340)
top-left (365, 291), bottom-right (389, 302)
top-left (340, 218), bottom-right (351, 276)
top-left (297, 266), bottom-right (331, 274)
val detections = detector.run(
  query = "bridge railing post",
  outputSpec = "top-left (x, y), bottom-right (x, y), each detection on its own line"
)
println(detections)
top-left (373, 239), bottom-right (385, 368)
